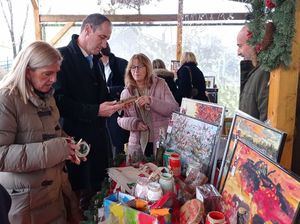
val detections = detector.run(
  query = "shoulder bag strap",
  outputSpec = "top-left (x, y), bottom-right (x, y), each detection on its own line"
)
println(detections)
top-left (185, 66), bottom-right (194, 88)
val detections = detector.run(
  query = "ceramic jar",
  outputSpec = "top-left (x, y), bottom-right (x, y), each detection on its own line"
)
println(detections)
top-left (134, 177), bottom-right (149, 200)
top-left (205, 211), bottom-right (225, 224)
top-left (159, 172), bottom-right (175, 194)
top-left (147, 182), bottom-right (163, 202)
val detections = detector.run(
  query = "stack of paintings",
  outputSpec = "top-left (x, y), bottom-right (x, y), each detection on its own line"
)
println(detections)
top-left (217, 111), bottom-right (286, 190)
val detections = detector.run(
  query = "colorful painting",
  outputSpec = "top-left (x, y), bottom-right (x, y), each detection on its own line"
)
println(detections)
top-left (165, 112), bottom-right (219, 175)
top-left (218, 112), bottom-right (286, 190)
top-left (222, 140), bottom-right (300, 224)
top-left (104, 192), bottom-right (171, 224)
top-left (180, 98), bottom-right (224, 126)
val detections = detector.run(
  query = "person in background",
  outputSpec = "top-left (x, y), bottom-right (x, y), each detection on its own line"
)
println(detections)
top-left (176, 51), bottom-right (208, 105)
top-left (237, 25), bottom-right (270, 121)
top-left (152, 58), bottom-right (180, 104)
top-left (0, 184), bottom-right (11, 224)
top-left (0, 41), bottom-right (80, 223)
top-left (99, 43), bottom-right (129, 156)
top-left (54, 14), bottom-right (124, 211)
top-left (118, 53), bottom-right (178, 161)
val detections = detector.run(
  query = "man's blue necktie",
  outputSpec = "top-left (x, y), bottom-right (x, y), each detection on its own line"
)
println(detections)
top-left (86, 55), bottom-right (93, 69)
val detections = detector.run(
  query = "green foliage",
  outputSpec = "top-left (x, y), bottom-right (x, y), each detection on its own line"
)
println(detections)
top-left (247, 0), bottom-right (296, 71)
top-left (81, 154), bottom-right (126, 223)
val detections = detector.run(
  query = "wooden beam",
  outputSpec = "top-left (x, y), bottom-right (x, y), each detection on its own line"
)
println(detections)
top-left (39, 13), bottom-right (247, 23)
top-left (49, 22), bottom-right (74, 46)
top-left (176, 0), bottom-right (183, 60)
top-left (268, 0), bottom-right (300, 169)
top-left (31, 0), bottom-right (41, 40)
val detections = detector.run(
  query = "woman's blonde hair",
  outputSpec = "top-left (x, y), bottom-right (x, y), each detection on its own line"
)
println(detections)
top-left (0, 41), bottom-right (62, 104)
top-left (125, 53), bottom-right (153, 89)
top-left (180, 51), bottom-right (198, 66)
top-left (152, 59), bottom-right (166, 69)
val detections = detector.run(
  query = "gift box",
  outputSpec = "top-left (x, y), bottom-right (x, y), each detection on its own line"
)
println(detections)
top-left (104, 192), bottom-right (171, 224)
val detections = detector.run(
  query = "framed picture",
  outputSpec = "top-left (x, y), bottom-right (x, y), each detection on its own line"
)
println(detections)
top-left (221, 139), bottom-right (300, 224)
top-left (165, 112), bottom-right (219, 176)
top-left (217, 111), bottom-right (286, 190)
top-left (205, 76), bottom-right (215, 89)
top-left (170, 60), bottom-right (180, 73)
top-left (180, 98), bottom-right (224, 126)
top-left (180, 98), bottom-right (225, 183)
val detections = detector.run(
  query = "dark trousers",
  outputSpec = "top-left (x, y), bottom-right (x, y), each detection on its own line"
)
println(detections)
top-left (107, 113), bottom-right (129, 156)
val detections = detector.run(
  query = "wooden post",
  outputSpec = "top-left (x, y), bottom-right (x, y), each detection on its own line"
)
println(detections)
top-left (31, 0), bottom-right (41, 40)
top-left (268, 0), bottom-right (300, 169)
top-left (176, 0), bottom-right (183, 60)
top-left (50, 22), bottom-right (74, 46)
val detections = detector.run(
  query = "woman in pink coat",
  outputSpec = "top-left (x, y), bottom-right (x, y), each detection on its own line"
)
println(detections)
top-left (118, 53), bottom-right (178, 161)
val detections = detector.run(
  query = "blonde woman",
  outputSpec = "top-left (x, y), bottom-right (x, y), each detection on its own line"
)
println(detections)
top-left (0, 41), bottom-right (81, 223)
top-left (176, 51), bottom-right (208, 104)
top-left (152, 59), bottom-right (180, 103)
top-left (118, 53), bottom-right (178, 161)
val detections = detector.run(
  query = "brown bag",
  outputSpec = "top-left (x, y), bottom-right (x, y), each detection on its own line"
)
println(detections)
top-left (185, 66), bottom-right (198, 98)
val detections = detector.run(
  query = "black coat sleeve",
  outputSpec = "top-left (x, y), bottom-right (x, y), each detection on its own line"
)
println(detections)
top-left (54, 48), bottom-right (100, 122)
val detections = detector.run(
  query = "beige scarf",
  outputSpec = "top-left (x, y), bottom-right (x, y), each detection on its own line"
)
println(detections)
top-left (134, 88), bottom-right (152, 153)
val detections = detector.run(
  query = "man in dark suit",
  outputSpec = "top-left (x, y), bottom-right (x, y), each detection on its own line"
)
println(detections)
top-left (54, 14), bottom-right (124, 211)
top-left (99, 44), bottom-right (129, 156)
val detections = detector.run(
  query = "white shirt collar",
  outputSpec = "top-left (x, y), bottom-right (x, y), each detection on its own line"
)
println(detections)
top-left (78, 45), bottom-right (90, 58)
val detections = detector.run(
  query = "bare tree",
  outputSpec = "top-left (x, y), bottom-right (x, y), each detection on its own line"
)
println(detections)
top-left (97, 0), bottom-right (160, 14)
top-left (0, 0), bottom-right (29, 58)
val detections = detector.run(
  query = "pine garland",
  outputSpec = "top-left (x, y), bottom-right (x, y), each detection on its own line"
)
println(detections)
top-left (247, 0), bottom-right (296, 71)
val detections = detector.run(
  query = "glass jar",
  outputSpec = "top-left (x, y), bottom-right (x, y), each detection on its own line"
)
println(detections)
top-left (169, 153), bottom-right (181, 177)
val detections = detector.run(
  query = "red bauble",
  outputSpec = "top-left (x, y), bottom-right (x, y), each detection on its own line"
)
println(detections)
top-left (266, 0), bottom-right (276, 9)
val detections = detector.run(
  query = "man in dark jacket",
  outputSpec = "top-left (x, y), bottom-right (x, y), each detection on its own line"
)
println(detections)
top-left (237, 25), bottom-right (270, 121)
top-left (54, 14), bottom-right (124, 211)
top-left (99, 44), bottom-right (129, 155)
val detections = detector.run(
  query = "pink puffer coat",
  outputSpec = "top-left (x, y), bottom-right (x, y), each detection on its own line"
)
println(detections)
top-left (118, 76), bottom-right (179, 155)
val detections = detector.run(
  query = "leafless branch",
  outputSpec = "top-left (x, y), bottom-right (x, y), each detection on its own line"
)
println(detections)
top-left (0, 0), bottom-right (11, 30)
top-left (19, 4), bottom-right (29, 52)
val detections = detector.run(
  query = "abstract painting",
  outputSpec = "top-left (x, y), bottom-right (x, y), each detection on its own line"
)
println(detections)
top-left (218, 112), bottom-right (286, 190)
top-left (222, 140), bottom-right (300, 224)
top-left (180, 98), bottom-right (224, 126)
top-left (165, 112), bottom-right (219, 175)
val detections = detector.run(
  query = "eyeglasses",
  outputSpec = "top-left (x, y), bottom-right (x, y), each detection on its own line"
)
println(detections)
top-left (130, 65), bottom-right (145, 70)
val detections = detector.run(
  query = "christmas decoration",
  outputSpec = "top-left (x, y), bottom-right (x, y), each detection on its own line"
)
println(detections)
top-left (247, 0), bottom-right (296, 71)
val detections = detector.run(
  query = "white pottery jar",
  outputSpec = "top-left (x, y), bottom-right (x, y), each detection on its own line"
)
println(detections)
top-left (147, 182), bottom-right (163, 202)
top-left (134, 177), bottom-right (149, 200)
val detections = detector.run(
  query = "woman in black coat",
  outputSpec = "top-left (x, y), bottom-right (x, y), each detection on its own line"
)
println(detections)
top-left (176, 52), bottom-right (208, 105)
